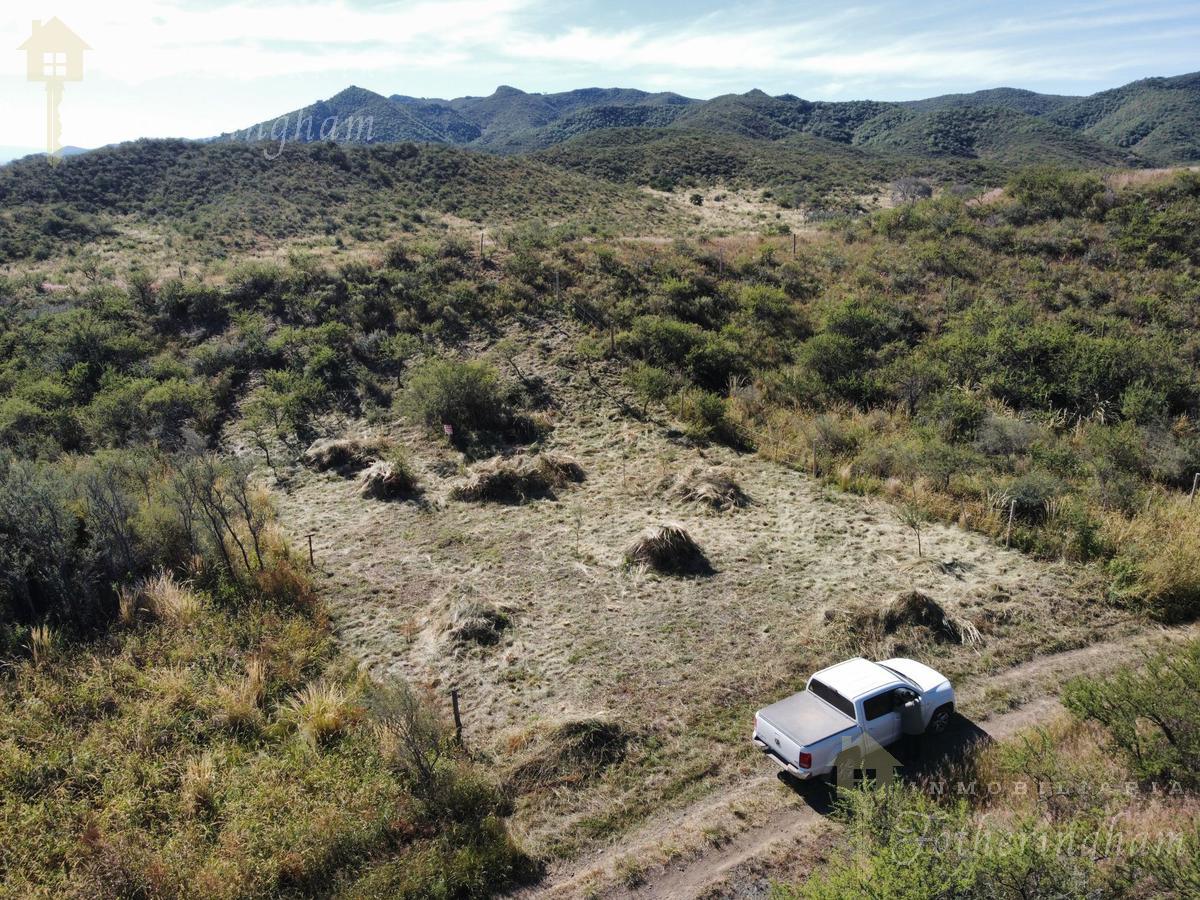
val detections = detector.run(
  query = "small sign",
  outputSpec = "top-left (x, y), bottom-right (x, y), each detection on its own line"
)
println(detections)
top-left (443, 423), bottom-right (454, 437)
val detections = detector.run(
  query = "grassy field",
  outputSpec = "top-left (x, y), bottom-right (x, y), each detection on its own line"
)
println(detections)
top-left (265, 327), bottom-right (1109, 862)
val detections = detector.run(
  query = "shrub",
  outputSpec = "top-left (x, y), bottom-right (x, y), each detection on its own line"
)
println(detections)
top-left (401, 357), bottom-right (513, 440)
top-left (782, 786), bottom-right (1104, 899)
top-left (1064, 638), bottom-right (1200, 788)
top-left (0, 455), bottom-right (90, 631)
top-left (1007, 167), bottom-right (1107, 222)
top-left (675, 388), bottom-right (748, 448)
top-left (624, 362), bottom-right (679, 416)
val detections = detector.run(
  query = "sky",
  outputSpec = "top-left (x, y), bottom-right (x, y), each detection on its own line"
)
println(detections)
top-left (2, 0), bottom-right (1198, 150)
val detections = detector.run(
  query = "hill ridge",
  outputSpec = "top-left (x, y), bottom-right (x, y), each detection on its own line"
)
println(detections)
top-left (217, 72), bottom-right (1200, 164)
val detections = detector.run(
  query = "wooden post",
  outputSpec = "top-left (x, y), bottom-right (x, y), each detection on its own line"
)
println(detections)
top-left (1191, 473), bottom-right (1199, 504)
top-left (555, 270), bottom-right (560, 304)
top-left (307, 533), bottom-right (315, 567)
top-left (479, 231), bottom-right (484, 260)
top-left (450, 688), bottom-right (463, 747)
top-left (792, 233), bottom-right (797, 256)
top-left (1005, 500), bottom-right (1016, 548)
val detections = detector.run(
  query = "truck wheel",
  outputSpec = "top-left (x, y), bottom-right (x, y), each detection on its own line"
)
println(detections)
top-left (927, 706), bottom-right (953, 735)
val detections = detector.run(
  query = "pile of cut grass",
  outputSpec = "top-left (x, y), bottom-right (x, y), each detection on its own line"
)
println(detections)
top-left (304, 436), bottom-right (392, 474)
top-left (359, 459), bottom-right (419, 500)
top-left (624, 523), bottom-right (713, 575)
top-left (446, 597), bottom-right (511, 647)
top-left (662, 464), bottom-right (750, 511)
top-left (449, 453), bottom-right (584, 504)
top-left (505, 716), bottom-right (630, 792)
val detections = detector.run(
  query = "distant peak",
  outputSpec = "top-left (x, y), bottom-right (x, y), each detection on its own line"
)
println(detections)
top-left (328, 85), bottom-right (383, 103)
top-left (743, 88), bottom-right (769, 99)
top-left (493, 85), bottom-right (525, 96)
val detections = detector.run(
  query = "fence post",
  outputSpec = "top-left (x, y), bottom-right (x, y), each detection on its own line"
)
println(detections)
top-left (307, 533), bottom-right (315, 567)
top-left (450, 688), bottom-right (463, 747)
top-left (1191, 473), bottom-right (1199, 504)
top-left (1005, 500), bottom-right (1016, 548)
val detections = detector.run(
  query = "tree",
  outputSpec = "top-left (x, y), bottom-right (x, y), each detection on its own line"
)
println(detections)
top-left (623, 362), bottom-right (676, 416)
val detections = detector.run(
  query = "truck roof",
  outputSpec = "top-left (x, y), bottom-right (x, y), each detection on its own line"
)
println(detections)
top-left (812, 657), bottom-right (902, 701)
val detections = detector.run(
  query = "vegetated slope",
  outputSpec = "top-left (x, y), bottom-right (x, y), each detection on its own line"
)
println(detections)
top-left (671, 92), bottom-right (1134, 166)
top-left (0, 138), bottom-right (676, 260)
top-left (533, 127), bottom-right (997, 210)
top-left (1049, 71), bottom-right (1200, 164)
top-left (853, 106), bottom-right (1137, 167)
top-left (904, 86), bottom-right (1079, 116)
top-left (476, 104), bottom-right (691, 154)
top-left (668, 90), bottom-right (894, 142)
top-left (435, 85), bottom-right (696, 151)
top-left (217, 85), bottom-right (470, 144)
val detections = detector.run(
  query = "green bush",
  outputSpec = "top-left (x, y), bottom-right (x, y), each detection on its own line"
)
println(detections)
top-left (1064, 639), bottom-right (1200, 788)
top-left (780, 786), bottom-right (1105, 899)
top-left (1007, 167), bottom-right (1107, 222)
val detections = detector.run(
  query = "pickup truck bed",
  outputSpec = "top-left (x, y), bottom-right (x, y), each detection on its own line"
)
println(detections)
top-left (758, 691), bottom-right (855, 747)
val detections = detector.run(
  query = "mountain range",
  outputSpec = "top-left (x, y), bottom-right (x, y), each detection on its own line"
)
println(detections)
top-left (219, 72), bottom-right (1200, 166)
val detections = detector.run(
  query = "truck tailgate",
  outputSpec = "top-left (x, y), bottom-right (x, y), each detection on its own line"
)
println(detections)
top-left (755, 712), bottom-right (806, 769)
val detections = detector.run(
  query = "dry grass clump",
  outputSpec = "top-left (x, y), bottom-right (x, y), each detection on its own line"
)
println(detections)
top-left (446, 598), bottom-right (511, 647)
top-left (662, 464), bottom-right (750, 511)
top-left (27, 624), bottom-right (56, 666)
top-left (214, 658), bottom-right (266, 732)
top-left (1103, 499), bottom-right (1200, 622)
top-left (449, 454), bottom-right (581, 504)
top-left (505, 716), bottom-right (630, 792)
top-left (358, 459), bottom-right (418, 501)
top-left (277, 681), bottom-right (361, 748)
top-left (624, 523), bottom-right (712, 575)
top-left (181, 753), bottom-right (216, 817)
top-left (882, 590), bottom-right (982, 646)
top-left (139, 571), bottom-right (202, 626)
top-left (303, 436), bottom-right (390, 474)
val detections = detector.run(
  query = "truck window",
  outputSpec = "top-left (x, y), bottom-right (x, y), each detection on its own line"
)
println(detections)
top-left (809, 678), bottom-right (855, 719)
top-left (863, 692), bottom-right (894, 721)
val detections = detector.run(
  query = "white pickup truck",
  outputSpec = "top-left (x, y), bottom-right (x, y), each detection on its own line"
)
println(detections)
top-left (752, 657), bottom-right (955, 780)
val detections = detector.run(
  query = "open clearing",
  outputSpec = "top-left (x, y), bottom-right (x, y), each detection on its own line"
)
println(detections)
top-left (267, 327), bottom-right (1120, 872)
